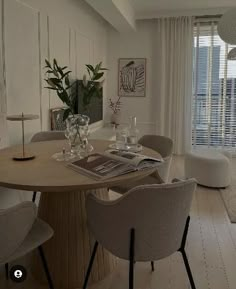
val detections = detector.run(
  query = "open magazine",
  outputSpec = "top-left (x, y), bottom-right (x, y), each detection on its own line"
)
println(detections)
top-left (67, 149), bottom-right (163, 180)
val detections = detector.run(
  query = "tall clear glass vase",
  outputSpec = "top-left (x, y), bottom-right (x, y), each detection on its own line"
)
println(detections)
top-left (52, 114), bottom-right (93, 161)
top-left (65, 114), bottom-right (93, 157)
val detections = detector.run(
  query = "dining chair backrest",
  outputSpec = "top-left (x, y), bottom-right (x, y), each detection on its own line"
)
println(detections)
top-left (138, 135), bottom-right (174, 182)
top-left (31, 131), bottom-right (66, 142)
top-left (138, 135), bottom-right (173, 159)
top-left (0, 202), bottom-right (37, 264)
top-left (86, 179), bottom-right (196, 261)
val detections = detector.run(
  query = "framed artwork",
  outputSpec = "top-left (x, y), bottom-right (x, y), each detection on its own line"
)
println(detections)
top-left (50, 107), bottom-right (67, 131)
top-left (118, 58), bottom-right (146, 97)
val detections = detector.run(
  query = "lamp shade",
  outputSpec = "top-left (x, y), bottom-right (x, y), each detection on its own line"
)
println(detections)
top-left (227, 48), bottom-right (236, 60)
top-left (218, 9), bottom-right (236, 45)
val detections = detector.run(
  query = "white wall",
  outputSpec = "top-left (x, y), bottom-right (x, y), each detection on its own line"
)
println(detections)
top-left (107, 20), bottom-right (157, 136)
top-left (1, 0), bottom-right (108, 147)
top-left (0, 0), bottom-right (108, 208)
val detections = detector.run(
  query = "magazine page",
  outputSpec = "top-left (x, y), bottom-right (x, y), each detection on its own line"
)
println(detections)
top-left (67, 153), bottom-right (135, 180)
top-left (104, 149), bottom-right (164, 167)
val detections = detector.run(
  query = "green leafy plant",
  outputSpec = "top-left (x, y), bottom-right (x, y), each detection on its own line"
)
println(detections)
top-left (81, 62), bottom-right (108, 109)
top-left (44, 59), bottom-right (75, 121)
top-left (44, 59), bottom-right (108, 120)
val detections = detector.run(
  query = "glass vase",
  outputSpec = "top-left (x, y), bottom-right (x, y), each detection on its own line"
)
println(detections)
top-left (65, 114), bottom-right (92, 156)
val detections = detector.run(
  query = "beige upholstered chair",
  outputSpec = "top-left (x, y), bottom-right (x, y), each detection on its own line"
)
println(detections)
top-left (110, 135), bottom-right (173, 194)
top-left (138, 135), bottom-right (173, 182)
top-left (1, 202), bottom-right (54, 288)
top-left (31, 131), bottom-right (66, 202)
top-left (83, 179), bottom-right (197, 289)
top-left (31, 131), bottom-right (66, 143)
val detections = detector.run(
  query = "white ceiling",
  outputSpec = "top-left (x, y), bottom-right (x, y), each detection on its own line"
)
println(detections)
top-left (130, 0), bottom-right (236, 18)
top-left (85, 0), bottom-right (136, 32)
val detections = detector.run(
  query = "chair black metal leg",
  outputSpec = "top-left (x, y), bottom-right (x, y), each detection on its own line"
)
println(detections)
top-left (129, 228), bottom-right (135, 289)
top-left (178, 216), bottom-right (196, 289)
top-left (83, 241), bottom-right (98, 289)
top-left (151, 261), bottom-right (155, 272)
top-left (5, 263), bottom-right (9, 280)
top-left (38, 246), bottom-right (54, 289)
top-left (32, 191), bottom-right (37, 202)
top-left (180, 216), bottom-right (190, 250)
top-left (181, 249), bottom-right (196, 289)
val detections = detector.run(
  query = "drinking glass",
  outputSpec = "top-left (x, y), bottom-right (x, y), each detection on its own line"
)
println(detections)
top-left (126, 116), bottom-right (139, 148)
top-left (79, 138), bottom-right (94, 158)
top-left (115, 127), bottom-right (127, 150)
top-left (51, 147), bottom-right (76, 162)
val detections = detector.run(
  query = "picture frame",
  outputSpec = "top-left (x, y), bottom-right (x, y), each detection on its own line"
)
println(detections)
top-left (50, 107), bottom-right (67, 131)
top-left (118, 58), bottom-right (146, 97)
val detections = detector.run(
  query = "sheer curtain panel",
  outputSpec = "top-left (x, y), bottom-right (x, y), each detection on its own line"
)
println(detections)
top-left (155, 17), bottom-right (194, 155)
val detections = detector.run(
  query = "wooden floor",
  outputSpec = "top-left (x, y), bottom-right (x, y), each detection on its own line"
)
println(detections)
top-left (1, 156), bottom-right (236, 289)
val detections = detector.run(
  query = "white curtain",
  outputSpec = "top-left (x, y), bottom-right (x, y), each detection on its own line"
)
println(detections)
top-left (155, 16), bottom-right (194, 155)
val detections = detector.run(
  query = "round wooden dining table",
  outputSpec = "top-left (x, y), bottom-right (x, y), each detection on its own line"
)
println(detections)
top-left (0, 139), bottom-right (162, 289)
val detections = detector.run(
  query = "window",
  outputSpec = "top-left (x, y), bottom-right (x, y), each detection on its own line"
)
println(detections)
top-left (192, 22), bottom-right (236, 151)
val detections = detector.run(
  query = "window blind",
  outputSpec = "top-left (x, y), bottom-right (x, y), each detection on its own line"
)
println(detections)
top-left (192, 22), bottom-right (236, 151)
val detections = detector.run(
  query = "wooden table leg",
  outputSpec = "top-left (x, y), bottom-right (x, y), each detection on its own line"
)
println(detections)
top-left (32, 188), bottom-right (116, 289)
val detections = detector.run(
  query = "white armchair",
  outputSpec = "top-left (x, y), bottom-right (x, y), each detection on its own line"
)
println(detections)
top-left (31, 131), bottom-right (66, 143)
top-left (83, 179), bottom-right (197, 289)
top-left (138, 135), bottom-right (173, 182)
top-left (1, 202), bottom-right (54, 289)
top-left (30, 131), bottom-right (66, 202)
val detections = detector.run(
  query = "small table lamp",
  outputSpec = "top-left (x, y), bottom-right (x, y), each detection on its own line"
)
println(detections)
top-left (217, 9), bottom-right (236, 60)
top-left (7, 113), bottom-right (39, 161)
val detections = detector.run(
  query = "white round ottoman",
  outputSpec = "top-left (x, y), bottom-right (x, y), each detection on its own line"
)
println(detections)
top-left (185, 150), bottom-right (231, 188)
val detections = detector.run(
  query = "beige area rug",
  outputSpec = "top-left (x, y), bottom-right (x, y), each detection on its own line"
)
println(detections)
top-left (220, 172), bottom-right (236, 223)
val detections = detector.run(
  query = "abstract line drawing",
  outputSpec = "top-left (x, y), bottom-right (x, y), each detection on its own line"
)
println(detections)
top-left (118, 58), bottom-right (146, 97)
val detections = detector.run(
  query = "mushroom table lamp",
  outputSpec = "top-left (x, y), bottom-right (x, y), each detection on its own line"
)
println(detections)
top-left (217, 9), bottom-right (236, 60)
top-left (7, 113), bottom-right (39, 161)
